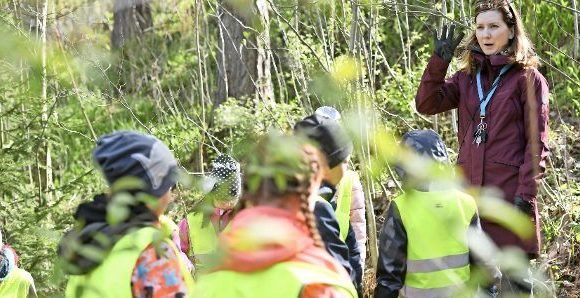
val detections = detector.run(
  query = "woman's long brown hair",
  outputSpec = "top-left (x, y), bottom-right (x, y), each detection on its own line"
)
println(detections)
top-left (458, 0), bottom-right (539, 74)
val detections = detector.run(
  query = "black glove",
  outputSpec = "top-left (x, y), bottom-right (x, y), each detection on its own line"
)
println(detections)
top-left (434, 24), bottom-right (465, 62)
top-left (514, 196), bottom-right (533, 215)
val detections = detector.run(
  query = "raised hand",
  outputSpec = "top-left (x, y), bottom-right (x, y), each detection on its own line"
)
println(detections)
top-left (434, 24), bottom-right (465, 62)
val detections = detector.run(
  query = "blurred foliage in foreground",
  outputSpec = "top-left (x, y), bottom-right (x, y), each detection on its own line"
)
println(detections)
top-left (0, 0), bottom-right (579, 296)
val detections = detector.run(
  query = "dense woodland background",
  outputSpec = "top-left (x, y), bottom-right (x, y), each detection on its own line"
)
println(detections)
top-left (0, 0), bottom-right (579, 296)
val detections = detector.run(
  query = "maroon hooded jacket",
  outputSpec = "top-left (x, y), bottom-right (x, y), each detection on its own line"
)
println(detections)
top-left (415, 53), bottom-right (550, 254)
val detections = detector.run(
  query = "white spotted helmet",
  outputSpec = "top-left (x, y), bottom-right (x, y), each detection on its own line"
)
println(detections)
top-left (202, 154), bottom-right (242, 209)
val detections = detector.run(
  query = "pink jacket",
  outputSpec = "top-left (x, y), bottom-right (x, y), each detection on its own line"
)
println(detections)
top-left (346, 171), bottom-right (367, 269)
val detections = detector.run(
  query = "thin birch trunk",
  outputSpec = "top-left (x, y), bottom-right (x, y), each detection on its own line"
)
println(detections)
top-left (195, 1), bottom-right (205, 115)
top-left (393, 1), bottom-right (409, 73)
top-left (403, 0), bottom-right (411, 71)
top-left (330, 1), bottom-right (336, 59)
top-left (573, 0), bottom-right (579, 58)
top-left (40, 0), bottom-right (53, 204)
top-left (256, 0), bottom-right (274, 104)
top-left (20, 58), bottom-right (34, 185)
top-left (349, 0), bottom-right (360, 55)
top-left (366, 4), bottom-right (380, 273)
top-left (459, 0), bottom-right (468, 24)
top-left (0, 103), bottom-right (4, 149)
top-left (316, 9), bottom-right (332, 69)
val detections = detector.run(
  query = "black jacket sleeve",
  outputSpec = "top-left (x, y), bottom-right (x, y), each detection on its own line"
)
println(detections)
top-left (346, 222), bottom-right (363, 296)
top-left (469, 210), bottom-right (482, 229)
top-left (374, 202), bottom-right (407, 298)
top-left (314, 200), bottom-right (355, 282)
top-left (468, 209), bottom-right (482, 264)
top-left (468, 211), bottom-right (480, 275)
top-left (327, 196), bottom-right (363, 292)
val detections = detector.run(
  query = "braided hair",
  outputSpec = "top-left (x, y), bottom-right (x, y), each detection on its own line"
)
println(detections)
top-left (240, 133), bottom-right (324, 247)
top-left (299, 192), bottom-right (324, 248)
top-left (298, 145), bottom-right (324, 248)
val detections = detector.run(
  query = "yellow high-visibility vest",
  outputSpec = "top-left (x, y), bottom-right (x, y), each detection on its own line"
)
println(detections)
top-left (394, 189), bottom-right (476, 297)
top-left (0, 267), bottom-right (34, 298)
top-left (195, 261), bottom-right (358, 298)
top-left (66, 226), bottom-right (194, 297)
top-left (335, 172), bottom-right (355, 241)
top-left (186, 212), bottom-right (219, 267)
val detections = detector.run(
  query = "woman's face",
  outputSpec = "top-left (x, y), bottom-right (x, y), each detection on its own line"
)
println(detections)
top-left (475, 10), bottom-right (514, 55)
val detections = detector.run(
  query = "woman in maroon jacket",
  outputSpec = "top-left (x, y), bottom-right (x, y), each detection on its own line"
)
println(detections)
top-left (415, 0), bottom-right (549, 261)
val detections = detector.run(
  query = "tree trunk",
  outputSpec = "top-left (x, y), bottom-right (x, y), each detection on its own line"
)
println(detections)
top-left (573, 0), bottom-right (579, 59)
top-left (255, 0), bottom-right (274, 104)
top-left (215, 0), bottom-right (273, 106)
top-left (111, 0), bottom-right (153, 49)
top-left (39, 0), bottom-right (52, 205)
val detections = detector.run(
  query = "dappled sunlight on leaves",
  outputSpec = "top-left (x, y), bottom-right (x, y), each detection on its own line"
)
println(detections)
top-left (0, 0), bottom-right (577, 295)
top-left (331, 55), bottom-right (362, 83)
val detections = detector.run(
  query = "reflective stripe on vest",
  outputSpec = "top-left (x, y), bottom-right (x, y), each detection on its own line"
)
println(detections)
top-left (407, 253), bottom-right (469, 273)
top-left (335, 173), bottom-right (354, 241)
top-left (187, 212), bottom-right (218, 265)
top-left (394, 190), bottom-right (476, 292)
top-left (195, 261), bottom-right (358, 298)
top-left (0, 268), bottom-right (33, 298)
top-left (66, 226), bottom-right (194, 298)
top-left (401, 283), bottom-right (463, 298)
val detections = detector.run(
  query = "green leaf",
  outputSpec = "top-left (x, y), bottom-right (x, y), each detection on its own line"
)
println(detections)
top-left (106, 201), bottom-right (130, 226)
top-left (76, 244), bottom-right (106, 263)
top-left (110, 177), bottom-right (146, 193)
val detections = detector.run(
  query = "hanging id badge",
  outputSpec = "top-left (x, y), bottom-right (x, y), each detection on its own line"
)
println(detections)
top-left (473, 119), bottom-right (487, 146)
top-left (473, 64), bottom-right (513, 147)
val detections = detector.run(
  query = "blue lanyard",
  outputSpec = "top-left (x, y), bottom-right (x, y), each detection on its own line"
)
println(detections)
top-left (476, 64), bottom-right (513, 118)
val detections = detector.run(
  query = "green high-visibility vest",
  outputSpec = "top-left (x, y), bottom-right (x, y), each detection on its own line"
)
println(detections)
top-left (195, 261), bottom-right (358, 298)
top-left (66, 226), bottom-right (194, 298)
top-left (335, 172), bottom-right (354, 241)
top-left (0, 267), bottom-right (34, 298)
top-left (394, 189), bottom-right (476, 297)
top-left (187, 212), bottom-right (219, 266)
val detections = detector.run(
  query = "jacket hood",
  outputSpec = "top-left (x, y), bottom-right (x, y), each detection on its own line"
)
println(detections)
top-left (215, 206), bottom-right (313, 273)
top-left (58, 193), bottom-right (157, 275)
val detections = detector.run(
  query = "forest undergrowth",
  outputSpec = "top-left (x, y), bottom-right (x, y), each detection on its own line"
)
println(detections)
top-left (0, 0), bottom-right (579, 296)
